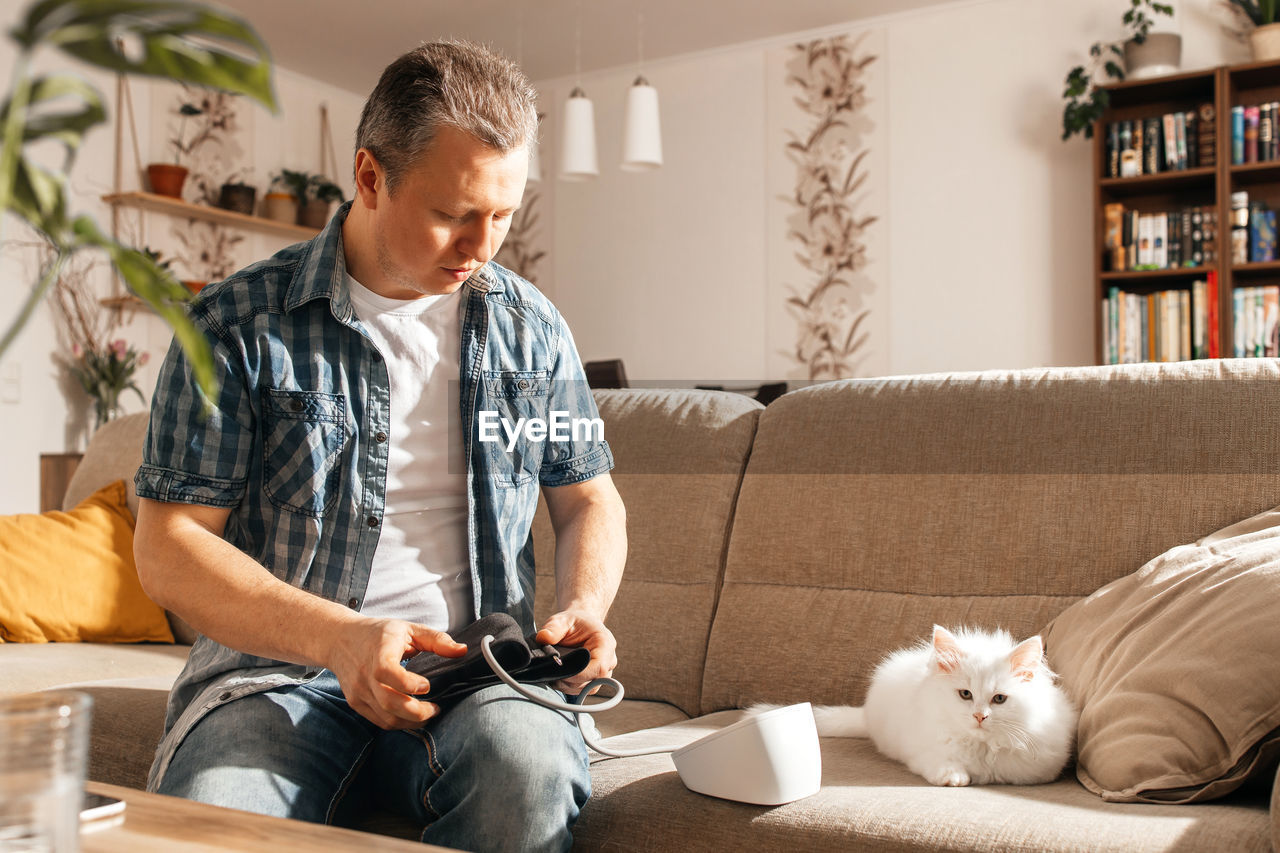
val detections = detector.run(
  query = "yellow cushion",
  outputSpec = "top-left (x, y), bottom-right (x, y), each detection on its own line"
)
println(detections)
top-left (0, 481), bottom-right (174, 643)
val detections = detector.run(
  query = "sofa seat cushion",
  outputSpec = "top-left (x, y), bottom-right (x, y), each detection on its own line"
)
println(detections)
top-left (593, 699), bottom-right (689, 738)
top-left (574, 712), bottom-right (1272, 852)
top-left (0, 642), bottom-right (189, 695)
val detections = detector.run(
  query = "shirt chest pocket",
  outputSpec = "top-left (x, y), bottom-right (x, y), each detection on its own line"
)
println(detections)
top-left (261, 389), bottom-right (348, 516)
top-left (479, 370), bottom-right (550, 489)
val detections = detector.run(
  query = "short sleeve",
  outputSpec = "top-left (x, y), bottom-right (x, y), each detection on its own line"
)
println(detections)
top-left (134, 311), bottom-right (255, 508)
top-left (539, 315), bottom-right (613, 487)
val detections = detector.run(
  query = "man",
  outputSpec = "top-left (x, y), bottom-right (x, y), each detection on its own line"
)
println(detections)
top-left (133, 41), bottom-right (626, 852)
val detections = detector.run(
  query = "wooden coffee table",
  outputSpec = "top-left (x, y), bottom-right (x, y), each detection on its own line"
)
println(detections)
top-left (81, 781), bottom-right (456, 852)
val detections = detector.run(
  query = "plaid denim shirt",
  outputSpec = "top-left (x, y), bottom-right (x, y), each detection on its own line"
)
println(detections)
top-left (136, 203), bottom-right (612, 786)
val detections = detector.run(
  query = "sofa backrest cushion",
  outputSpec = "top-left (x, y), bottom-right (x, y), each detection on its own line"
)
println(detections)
top-left (64, 413), bottom-right (149, 519)
top-left (700, 359), bottom-right (1280, 714)
top-left (533, 389), bottom-right (762, 715)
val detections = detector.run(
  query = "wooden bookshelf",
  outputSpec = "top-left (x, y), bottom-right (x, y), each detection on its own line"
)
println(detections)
top-left (1094, 59), bottom-right (1280, 363)
top-left (102, 192), bottom-right (319, 241)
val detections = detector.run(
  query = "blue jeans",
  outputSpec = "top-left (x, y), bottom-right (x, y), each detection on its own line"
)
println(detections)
top-left (154, 672), bottom-right (591, 852)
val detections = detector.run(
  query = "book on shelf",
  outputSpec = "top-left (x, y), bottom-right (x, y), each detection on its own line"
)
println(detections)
top-left (1102, 281), bottom-right (1214, 364)
top-left (1105, 107), bottom-right (1211, 178)
top-left (1232, 285), bottom-right (1280, 357)
top-left (1231, 100), bottom-right (1280, 164)
top-left (1102, 202), bottom-right (1215, 272)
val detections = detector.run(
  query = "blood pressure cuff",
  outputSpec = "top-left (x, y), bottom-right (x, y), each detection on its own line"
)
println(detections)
top-left (405, 612), bottom-right (591, 703)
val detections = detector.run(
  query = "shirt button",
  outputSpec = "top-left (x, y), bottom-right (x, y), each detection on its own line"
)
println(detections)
top-left (218, 691), bottom-right (232, 701)
top-left (517, 379), bottom-right (530, 390)
top-left (290, 399), bottom-right (304, 412)
top-left (375, 431), bottom-right (388, 443)
top-left (367, 516), bottom-right (380, 527)
top-left (348, 598), bottom-right (359, 609)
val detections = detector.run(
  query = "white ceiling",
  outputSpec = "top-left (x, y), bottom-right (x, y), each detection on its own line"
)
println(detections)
top-left (209, 0), bottom-right (956, 96)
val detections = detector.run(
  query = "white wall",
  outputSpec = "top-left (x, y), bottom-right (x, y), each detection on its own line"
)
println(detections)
top-left (0, 16), bottom-right (364, 514)
top-left (532, 0), bottom-right (1250, 381)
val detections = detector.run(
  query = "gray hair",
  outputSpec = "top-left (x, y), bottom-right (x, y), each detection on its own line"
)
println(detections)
top-left (355, 40), bottom-right (538, 192)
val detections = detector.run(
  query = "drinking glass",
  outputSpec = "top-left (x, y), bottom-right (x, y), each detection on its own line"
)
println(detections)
top-left (0, 692), bottom-right (91, 853)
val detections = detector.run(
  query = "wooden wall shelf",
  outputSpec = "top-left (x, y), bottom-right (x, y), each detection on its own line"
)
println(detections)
top-left (102, 191), bottom-right (319, 241)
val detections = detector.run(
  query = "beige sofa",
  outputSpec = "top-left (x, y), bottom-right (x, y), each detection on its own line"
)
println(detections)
top-left (3, 359), bottom-right (1279, 851)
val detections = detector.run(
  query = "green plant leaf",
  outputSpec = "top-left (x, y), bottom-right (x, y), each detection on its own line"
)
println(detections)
top-left (13, 0), bottom-right (276, 111)
top-left (1, 73), bottom-right (104, 155)
top-left (71, 216), bottom-right (218, 403)
top-left (9, 156), bottom-right (69, 241)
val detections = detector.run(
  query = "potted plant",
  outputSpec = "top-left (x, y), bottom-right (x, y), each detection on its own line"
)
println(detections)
top-left (1225, 1), bottom-right (1280, 61)
top-left (270, 169), bottom-right (345, 228)
top-left (217, 168), bottom-right (256, 215)
top-left (299, 175), bottom-right (345, 229)
top-left (1061, 0), bottom-right (1176, 141)
top-left (148, 102), bottom-right (203, 198)
top-left (263, 171), bottom-right (300, 223)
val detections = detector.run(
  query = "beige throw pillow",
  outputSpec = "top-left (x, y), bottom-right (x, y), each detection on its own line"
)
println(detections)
top-left (1043, 505), bottom-right (1280, 803)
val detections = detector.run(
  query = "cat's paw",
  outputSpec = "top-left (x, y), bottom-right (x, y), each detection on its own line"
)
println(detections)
top-left (925, 767), bottom-right (971, 787)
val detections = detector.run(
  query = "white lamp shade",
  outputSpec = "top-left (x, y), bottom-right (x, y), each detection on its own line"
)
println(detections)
top-left (528, 137), bottom-right (542, 183)
top-left (560, 88), bottom-right (598, 181)
top-left (621, 79), bottom-right (662, 171)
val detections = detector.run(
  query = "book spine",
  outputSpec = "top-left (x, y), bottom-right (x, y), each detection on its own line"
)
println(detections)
top-left (1138, 214), bottom-right (1153, 268)
top-left (1191, 206), bottom-right (1204, 266)
top-left (1154, 213), bottom-right (1168, 269)
top-left (1162, 113), bottom-right (1177, 171)
top-left (1232, 192), bottom-right (1251, 265)
top-left (1175, 112), bottom-right (1188, 170)
top-left (1192, 279), bottom-right (1207, 359)
top-left (1246, 105), bottom-right (1261, 163)
top-left (1208, 271), bottom-right (1220, 358)
top-left (1233, 106), bottom-right (1245, 164)
top-left (1256, 288), bottom-right (1266, 356)
top-left (1180, 289), bottom-right (1191, 361)
top-left (1109, 286), bottom-right (1121, 365)
top-left (1261, 103), bottom-right (1273, 162)
top-left (1185, 110), bottom-right (1198, 169)
top-left (1199, 102), bottom-right (1217, 167)
top-left (1267, 286), bottom-right (1280, 358)
top-left (1101, 298), bottom-right (1112, 364)
top-left (1234, 288), bottom-right (1247, 357)
top-left (1105, 121), bottom-right (1116, 175)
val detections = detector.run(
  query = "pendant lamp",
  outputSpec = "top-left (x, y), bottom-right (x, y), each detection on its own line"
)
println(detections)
top-left (560, 87), bottom-right (598, 181)
top-left (621, 75), bottom-right (662, 171)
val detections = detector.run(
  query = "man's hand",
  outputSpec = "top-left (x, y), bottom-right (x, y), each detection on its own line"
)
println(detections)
top-left (326, 617), bottom-right (467, 730)
top-left (536, 609), bottom-right (618, 696)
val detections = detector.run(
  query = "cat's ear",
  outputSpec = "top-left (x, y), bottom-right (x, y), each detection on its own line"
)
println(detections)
top-left (1009, 635), bottom-right (1044, 682)
top-left (932, 625), bottom-right (962, 673)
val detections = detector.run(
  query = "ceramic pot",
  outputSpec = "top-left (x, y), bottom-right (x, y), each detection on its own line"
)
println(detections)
top-left (298, 199), bottom-right (331, 229)
top-left (262, 192), bottom-right (298, 223)
top-left (1123, 33), bottom-right (1182, 80)
top-left (1250, 23), bottom-right (1280, 62)
top-left (147, 164), bottom-right (188, 198)
top-left (217, 183), bottom-right (256, 215)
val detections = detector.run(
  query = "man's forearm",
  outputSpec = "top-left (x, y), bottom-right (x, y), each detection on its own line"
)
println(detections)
top-left (134, 500), bottom-right (361, 667)
top-left (548, 479), bottom-right (627, 620)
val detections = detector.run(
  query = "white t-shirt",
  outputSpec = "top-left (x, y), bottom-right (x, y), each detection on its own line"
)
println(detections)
top-left (345, 273), bottom-right (471, 632)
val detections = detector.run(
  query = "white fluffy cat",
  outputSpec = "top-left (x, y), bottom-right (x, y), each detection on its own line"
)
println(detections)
top-left (756, 625), bottom-right (1077, 787)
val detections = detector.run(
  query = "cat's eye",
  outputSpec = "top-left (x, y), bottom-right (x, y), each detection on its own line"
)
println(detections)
top-left (958, 689), bottom-right (972, 701)
top-left (992, 694), bottom-right (1007, 704)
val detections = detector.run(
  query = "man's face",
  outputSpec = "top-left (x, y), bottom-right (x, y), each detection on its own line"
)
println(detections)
top-left (356, 125), bottom-right (528, 299)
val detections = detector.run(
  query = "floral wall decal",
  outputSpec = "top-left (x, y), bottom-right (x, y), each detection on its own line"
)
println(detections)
top-left (152, 83), bottom-right (252, 285)
top-left (767, 30), bottom-right (887, 381)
